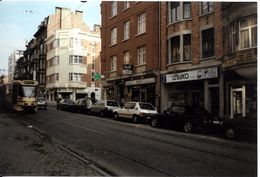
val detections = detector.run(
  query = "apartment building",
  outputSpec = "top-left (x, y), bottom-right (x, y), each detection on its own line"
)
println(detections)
top-left (8, 50), bottom-right (24, 81)
top-left (46, 7), bottom-right (101, 101)
top-left (101, 1), bottom-right (160, 106)
top-left (222, 2), bottom-right (257, 119)
top-left (160, 2), bottom-right (224, 116)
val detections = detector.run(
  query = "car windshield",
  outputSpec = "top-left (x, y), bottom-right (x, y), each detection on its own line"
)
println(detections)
top-left (65, 99), bottom-right (74, 104)
top-left (139, 103), bottom-right (156, 110)
top-left (107, 101), bottom-right (119, 107)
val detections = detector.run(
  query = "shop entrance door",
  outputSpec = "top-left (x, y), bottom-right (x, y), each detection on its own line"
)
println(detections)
top-left (230, 86), bottom-right (246, 118)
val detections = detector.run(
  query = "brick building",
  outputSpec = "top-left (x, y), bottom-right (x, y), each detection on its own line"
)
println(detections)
top-left (101, 1), bottom-right (160, 106)
top-left (160, 2), bottom-right (224, 116)
top-left (222, 2), bottom-right (257, 119)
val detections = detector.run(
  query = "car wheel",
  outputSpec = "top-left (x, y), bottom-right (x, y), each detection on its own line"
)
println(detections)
top-left (151, 117), bottom-right (158, 127)
top-left (225, 127), bottom-right (235, 139)
top-left (184, 121), bottom-right (193, 133)
top-left (114, 112), bottom-right (119, 120)
top-left (133, 115), bottom-right (138, 123)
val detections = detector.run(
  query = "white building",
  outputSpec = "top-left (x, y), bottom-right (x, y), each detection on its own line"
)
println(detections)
top-left (8, 50), bottom-right (24, 81)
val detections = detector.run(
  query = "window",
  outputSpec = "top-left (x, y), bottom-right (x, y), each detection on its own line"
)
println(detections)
top-left (92, 57), bottom-right (95, 70)
top-left (47, 73), bottom-right (59, 83)
top-left (111, 27), bottom-right (117, 45)
top-left (69, 73), bottom-right (83, 82)
top-left (170, 36), bottom-right (180, 63)
top-left (169, 2), bottom-right (180, 23)
top-left (70, 38), bottom-right (81, 47)
top-left (49, 39), bottom-right (59, 51)
top-left (111, 1), bottom-right (117, 17)
top-left (123, 1), bottom-right (130, 9)
top-left (48, 56), bottom-right (59, 67)
top-left (183, 34), bottom-right (191, 61)
top-left (169, 34), bottom-right (191, 64)
top-left (201, 2), bottom-right (214, 15)
top-left (123, 51), bottom-right (130, 64)
top-left (92, 73), bottom-right (95, 82)
top-left (69, 55), bottom-right (83, 64)
top-left (137, 46), bottom-right (146, 65)
top-left (137, 13), bottom-right (146, 35)
top-left (230, 22), bottom-right (237, 53)
top-left (202, 28), bottom-right (215, 58)
top-left (111, 56), bottom-right (117, 71)
top-left (124, 21), bottom-right (130, 40)
top-left (239, 15), bottom-right (257, 49)
top-left (183, 2), bottom-right (191, 19)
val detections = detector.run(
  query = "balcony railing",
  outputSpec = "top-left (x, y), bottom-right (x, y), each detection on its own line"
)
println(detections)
top-left (222, 48), bottom-right (257, 68)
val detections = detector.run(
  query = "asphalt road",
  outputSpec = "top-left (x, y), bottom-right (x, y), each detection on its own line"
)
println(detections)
top-left (12, 104), bottom-right (257, 176)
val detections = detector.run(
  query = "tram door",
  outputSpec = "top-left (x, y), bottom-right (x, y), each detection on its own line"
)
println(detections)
top-left (231, 86), bottom-right (246, 118)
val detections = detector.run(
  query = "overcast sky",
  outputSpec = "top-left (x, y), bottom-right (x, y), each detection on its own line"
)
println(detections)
top-left (0, 0), bottom-right (101, 72)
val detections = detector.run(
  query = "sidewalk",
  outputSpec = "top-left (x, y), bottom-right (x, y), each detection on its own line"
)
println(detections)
top-left (0, 111), bottom-right (108, 176)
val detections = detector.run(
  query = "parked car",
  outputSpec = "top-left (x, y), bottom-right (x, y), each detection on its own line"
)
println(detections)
top-left (150, 105), bottom-right (221, 133)
top-left (37, 96), bottom-right (47, 110)
top-left (70, 97), bottom-right (92, 114)
top-left (221, 117), bottom-right (257, 140)
top-left (90, 100), bottom-right (120, 117)
top-left (113, 102), bottom-right (158, 123)
top-left (57, 98), bottom-right (75, 111)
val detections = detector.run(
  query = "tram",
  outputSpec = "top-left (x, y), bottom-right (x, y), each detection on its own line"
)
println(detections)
top-left (0, 80), bottom-right (38, 112)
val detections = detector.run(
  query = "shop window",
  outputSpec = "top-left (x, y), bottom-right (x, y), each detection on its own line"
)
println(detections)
top-left (201, 28), bottom-right (215, 59)
top-left (201, 2), bottom-right (214, 15)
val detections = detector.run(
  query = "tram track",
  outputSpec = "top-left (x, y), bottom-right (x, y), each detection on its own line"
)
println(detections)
top-left (11, 109), bottom-right (257, 176)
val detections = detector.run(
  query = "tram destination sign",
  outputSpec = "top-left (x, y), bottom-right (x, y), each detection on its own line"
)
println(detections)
top-left (166, 67), bottom-right (218, 83)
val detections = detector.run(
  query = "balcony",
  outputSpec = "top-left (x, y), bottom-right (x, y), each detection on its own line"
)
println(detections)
top-left (223, 48), bottom-right (257, 69)
top-left (223, 48), bottom-right (257, 79)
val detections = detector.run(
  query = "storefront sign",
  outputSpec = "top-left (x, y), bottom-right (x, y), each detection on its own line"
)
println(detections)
top-left (166, 67), bottom-right (218, 83)
top-left (125, 78), bottom-right (155, 86)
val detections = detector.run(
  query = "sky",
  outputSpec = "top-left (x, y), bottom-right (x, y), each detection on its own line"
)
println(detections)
top-left (0, 0), bottom-right (101, 72)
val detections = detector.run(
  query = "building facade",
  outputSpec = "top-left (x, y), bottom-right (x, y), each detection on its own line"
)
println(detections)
top-left (101, 1), bottom-right (160, 106)
top-left (8, 50), bottom-right (24, 81)
top-left (222, 2), bottom-right (257, 119)
top-left (160, 2), bottom-right (224, 116)
top-left (46, 7), bottom-right (101, 101)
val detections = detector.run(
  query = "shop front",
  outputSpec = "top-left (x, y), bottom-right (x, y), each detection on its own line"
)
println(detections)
top-left (161, 67), bottom-right (223, 117)
top-left (125, 77), bottom-right (156, 106)
top-left (223, 70), bottom-right (257, 119)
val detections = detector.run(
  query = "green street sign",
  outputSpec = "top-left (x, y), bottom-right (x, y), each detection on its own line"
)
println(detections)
top-left (94, 72), bottom-right (101, 81)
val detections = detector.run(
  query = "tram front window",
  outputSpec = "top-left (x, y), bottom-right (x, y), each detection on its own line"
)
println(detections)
top-left (18, 86), bottom-right (36, 97)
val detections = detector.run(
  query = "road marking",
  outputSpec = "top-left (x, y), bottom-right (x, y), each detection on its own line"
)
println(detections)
top-left (62, 121), bottom-right (108, 137)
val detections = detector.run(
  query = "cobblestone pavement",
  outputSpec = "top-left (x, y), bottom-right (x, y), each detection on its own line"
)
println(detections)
top-left (0, 111), bottom-right (105, 176)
